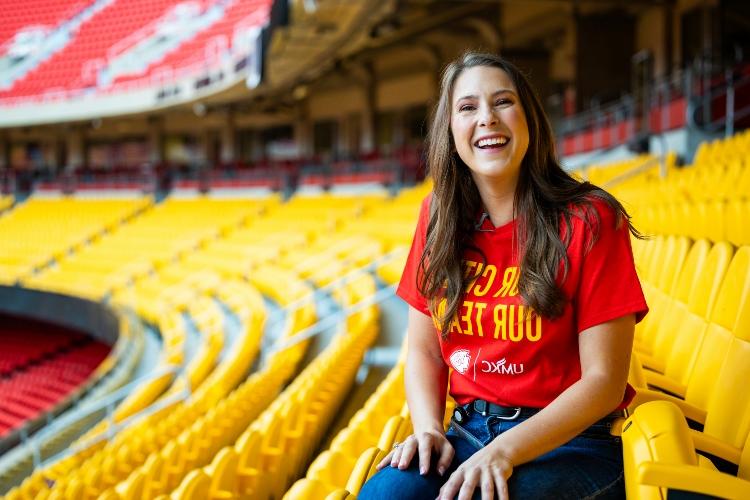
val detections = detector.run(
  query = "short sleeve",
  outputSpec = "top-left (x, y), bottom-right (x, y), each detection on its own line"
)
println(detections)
top-left (574, 202), bottom-right (649, 333)
top-left (396, 195), bottom-right (431, 315)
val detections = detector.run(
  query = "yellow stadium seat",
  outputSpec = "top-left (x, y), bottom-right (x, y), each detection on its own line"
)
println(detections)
top-left (170, 469), bottom-right (210, 500)
top-left (637, 241), bottom-right (731, 379)
top-left (345, 447), bottom-right (388, 496)
top-left (622, 400), bottom-right (750, 499)
top-left (283, 478), bottom-right (338, 499)
top-left (630, 248), bottom-right (750, 461)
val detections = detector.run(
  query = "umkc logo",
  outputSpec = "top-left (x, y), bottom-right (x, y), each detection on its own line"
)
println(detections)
top-left (449, 349), bottom-right (524, 377)
top-left (481, 358), bottom-right (524, 375)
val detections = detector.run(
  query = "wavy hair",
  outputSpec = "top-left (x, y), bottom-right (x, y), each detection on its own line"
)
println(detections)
top-left (418, 51), bottom-right (640, 338)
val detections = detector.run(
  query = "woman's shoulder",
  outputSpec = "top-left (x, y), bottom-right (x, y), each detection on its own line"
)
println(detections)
top-left (566, 193), bottom-right (622, 229)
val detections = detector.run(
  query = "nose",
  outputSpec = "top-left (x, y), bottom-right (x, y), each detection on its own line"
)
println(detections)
top-left (478, 102), bottom-right (498, 127)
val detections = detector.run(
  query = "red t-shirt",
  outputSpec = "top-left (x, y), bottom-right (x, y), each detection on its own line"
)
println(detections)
top-left (397, 195), bottom-right (648, 409)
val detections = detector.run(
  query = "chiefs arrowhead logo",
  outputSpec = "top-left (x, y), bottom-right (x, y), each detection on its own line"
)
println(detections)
top-left (449, 349), bottom-right (471, 375)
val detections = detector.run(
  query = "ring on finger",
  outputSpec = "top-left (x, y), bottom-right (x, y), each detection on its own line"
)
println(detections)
top-left (392, 442), bottom-right (401, 450)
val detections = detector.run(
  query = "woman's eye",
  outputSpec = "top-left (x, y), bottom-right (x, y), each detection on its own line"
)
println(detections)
top-left (459, 104), bottom-right (475, 112)
top-left (495, 99), bottom-right (511, 106)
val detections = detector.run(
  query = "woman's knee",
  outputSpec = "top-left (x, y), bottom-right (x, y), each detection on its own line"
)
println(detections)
top-left (359, 464), bottom-right (444, 500)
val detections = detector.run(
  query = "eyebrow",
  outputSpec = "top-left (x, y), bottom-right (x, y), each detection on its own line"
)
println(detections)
top-left (455, 89), bottom-right (517, 102)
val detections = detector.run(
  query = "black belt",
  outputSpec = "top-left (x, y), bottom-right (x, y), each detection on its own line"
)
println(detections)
top-left (471, 400), bottom-right (539, 419)
top-left (454, 399), bottom-right (625, 423)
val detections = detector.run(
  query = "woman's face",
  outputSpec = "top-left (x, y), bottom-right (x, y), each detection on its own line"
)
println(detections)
top-left (450, 65), bottom-right (530, 191)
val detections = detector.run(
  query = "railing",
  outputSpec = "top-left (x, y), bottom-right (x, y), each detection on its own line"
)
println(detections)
top-left (261, 247), bottom-right (407, 362)
top-left (27, 363), bottom-right (189, 469)
top-left (556, 59), bottom-right (750, 156)
top-left (1, 151), bottom-right (423, 196)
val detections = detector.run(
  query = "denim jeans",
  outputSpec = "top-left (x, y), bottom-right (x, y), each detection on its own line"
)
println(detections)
top-left (359, 404), bottom-right (624, 500)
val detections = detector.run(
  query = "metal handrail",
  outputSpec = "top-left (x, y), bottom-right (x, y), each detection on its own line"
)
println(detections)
top-left (264, 283), bottom-right (397, 359)
top-left (600, 155), bottom-right (665, 190)
top-left (25, 364), bottom-right (189, 469)
top-left (265, 246), bottom-right (408, 327)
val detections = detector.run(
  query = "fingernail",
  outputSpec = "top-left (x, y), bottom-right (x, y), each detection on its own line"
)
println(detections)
top-left (438, 466), bottom-right (445, 476)
top-left (420, 466), bottom-right (426, 475)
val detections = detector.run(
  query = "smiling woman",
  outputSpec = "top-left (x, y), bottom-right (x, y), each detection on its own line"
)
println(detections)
top-left (358, 52), bottom-right (649, 500)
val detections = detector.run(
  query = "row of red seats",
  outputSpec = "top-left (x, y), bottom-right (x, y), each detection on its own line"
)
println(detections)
top-left (0, 0), bottom-right (89, 48)
top-left (0, 0), bottom-right (189, 98)
top-left (0, 340), bottom-right (110, 437)
top-left (112, 0), bottom-right (272, 86)
top-left (0, 330), bottom-right (86, 375)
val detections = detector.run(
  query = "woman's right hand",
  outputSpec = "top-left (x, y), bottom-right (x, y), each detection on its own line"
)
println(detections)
top-left (377, 429), bottom-right (455, 476)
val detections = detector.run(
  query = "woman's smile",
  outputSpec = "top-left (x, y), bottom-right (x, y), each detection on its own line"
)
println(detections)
top-left (450, 66), bottom-right (529, 188)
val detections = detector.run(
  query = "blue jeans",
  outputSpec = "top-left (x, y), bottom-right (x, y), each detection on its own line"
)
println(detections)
top-left (359, 404), bottom-right (624, 499)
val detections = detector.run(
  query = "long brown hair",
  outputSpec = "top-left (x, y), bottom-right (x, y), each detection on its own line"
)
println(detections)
top-left (418, 51), bottom-right (640, 338)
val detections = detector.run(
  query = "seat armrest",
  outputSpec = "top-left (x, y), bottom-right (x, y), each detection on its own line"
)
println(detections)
top-left (639, 462), bottom-right (750, 499)
top-left (689, 429), bottom-right (742, 465)
top-left (643, 371), bottom-right (687, 397)
top-left (628, 389), bottom-right (706, 424)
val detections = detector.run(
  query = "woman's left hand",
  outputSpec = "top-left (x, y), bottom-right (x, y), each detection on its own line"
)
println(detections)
top-left (436, 444), bottom-right (514, 500)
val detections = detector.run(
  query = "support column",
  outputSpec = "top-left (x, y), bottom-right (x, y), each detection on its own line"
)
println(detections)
top-left (392, 109), bottom-right (406, 150)
top-left (147, 116), bottom-right (165, 165)
top-left (0, 133), bottom-right (8, 170)
top-left (67, 126), bottom-right (85, 171)
top-left (220, 108), bottom-right (237, 164)
top-left (251, 129), bottom-right (264, 162)
top-left (336, 114), bottom-right (352, 159)
top-left (357, 62), bottom-right (376, 155)
top-left (294, 101), bottom-right (313, 159)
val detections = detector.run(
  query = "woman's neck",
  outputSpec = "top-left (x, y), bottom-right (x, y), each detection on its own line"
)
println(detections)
top-left (474, 179), bottom-right (516, 228)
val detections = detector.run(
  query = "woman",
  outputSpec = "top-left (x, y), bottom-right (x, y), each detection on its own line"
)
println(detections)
top-left (359, 52), bottom-right (647, 500)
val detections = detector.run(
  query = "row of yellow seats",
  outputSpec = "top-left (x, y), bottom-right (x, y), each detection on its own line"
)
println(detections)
top-left (320, 396), bottom-right (457, 499)
top-left (336, 185), bottom-right (430, 251)
top-left (168, 274), bottom-right (380, 499)
top-left (621, 234), bottom-right (750, 498)
top-left (631, 199), bottom-right (750, 245)
top-left (285, 363), bottom-right (407, 499)
top-left (585, 154), bottom-right (664, 186)
top-left (0, 307), bottom-right (145, 496)
top-left (0, 197), bottom-right (151, 283)
top-left (25, 197), bottom-right (272, 299)
top-left (75, 276), bottom-right (287, 500)
top-left (22, 287), bottom-right (199, 496)
top-left (0, 194), bottom-right (13, 212)
top-left (693, 128), bottom-right (750, 169)
top-left (10, 276), bottom-right (270, 500)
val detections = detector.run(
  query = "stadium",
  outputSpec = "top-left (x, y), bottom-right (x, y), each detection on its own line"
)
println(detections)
top-left (0, 0), bottom-right (748, 498)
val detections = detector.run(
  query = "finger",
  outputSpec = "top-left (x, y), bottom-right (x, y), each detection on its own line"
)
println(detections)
top-left (398, 437), bottom-right (418, 469)
top-left (457, 470), bottom-right (479, 500)
top-left (438, 470), bottom-right (464, 500)
top-left (493, 469), bottom-right (509, 500)
top-left (436, 440), bottom-right (455, 476)
top-left (481, 471), bottom-right (494, 500)
top-left (377, 450), bottom-right (394, 470)
top-left (417, 434), bottom-right (434, 475)
top-left (390, 446), bottom-right (402, 467)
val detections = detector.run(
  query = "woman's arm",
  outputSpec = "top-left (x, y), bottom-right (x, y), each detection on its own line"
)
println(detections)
top-left (438, 313), bottom-right (635, 500)
top-left (379, 305), bottom-right (454, 475)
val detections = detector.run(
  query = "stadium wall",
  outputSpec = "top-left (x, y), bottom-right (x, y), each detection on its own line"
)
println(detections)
top-left (0, 285), bottom-right (118, 346)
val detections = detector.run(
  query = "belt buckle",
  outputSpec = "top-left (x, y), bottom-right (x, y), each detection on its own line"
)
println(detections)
top-left (497, 407), bottom-right (522, 420)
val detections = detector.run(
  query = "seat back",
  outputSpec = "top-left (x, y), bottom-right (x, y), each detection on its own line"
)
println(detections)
top-left (621, 401), bottom-right (698, 500)
top-left (703, 249), bottom-right (750, 447)
top-left (659, 242), bottom-right (734, 384)
top-left (685, 247), bottom-right (750, 410)
top-left (687, 241), bottom-right (734, 318)
top-left (672, 239), bottom-right (711, 304)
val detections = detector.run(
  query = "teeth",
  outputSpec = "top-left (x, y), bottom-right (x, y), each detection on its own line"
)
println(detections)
top-left (476, 137), bottom-right (508, 148)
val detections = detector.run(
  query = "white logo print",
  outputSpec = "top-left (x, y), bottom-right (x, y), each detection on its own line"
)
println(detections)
top-left (449, 349), bottom-right (471, 375)
top-left (481, 358), bottom-right (525, 375)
